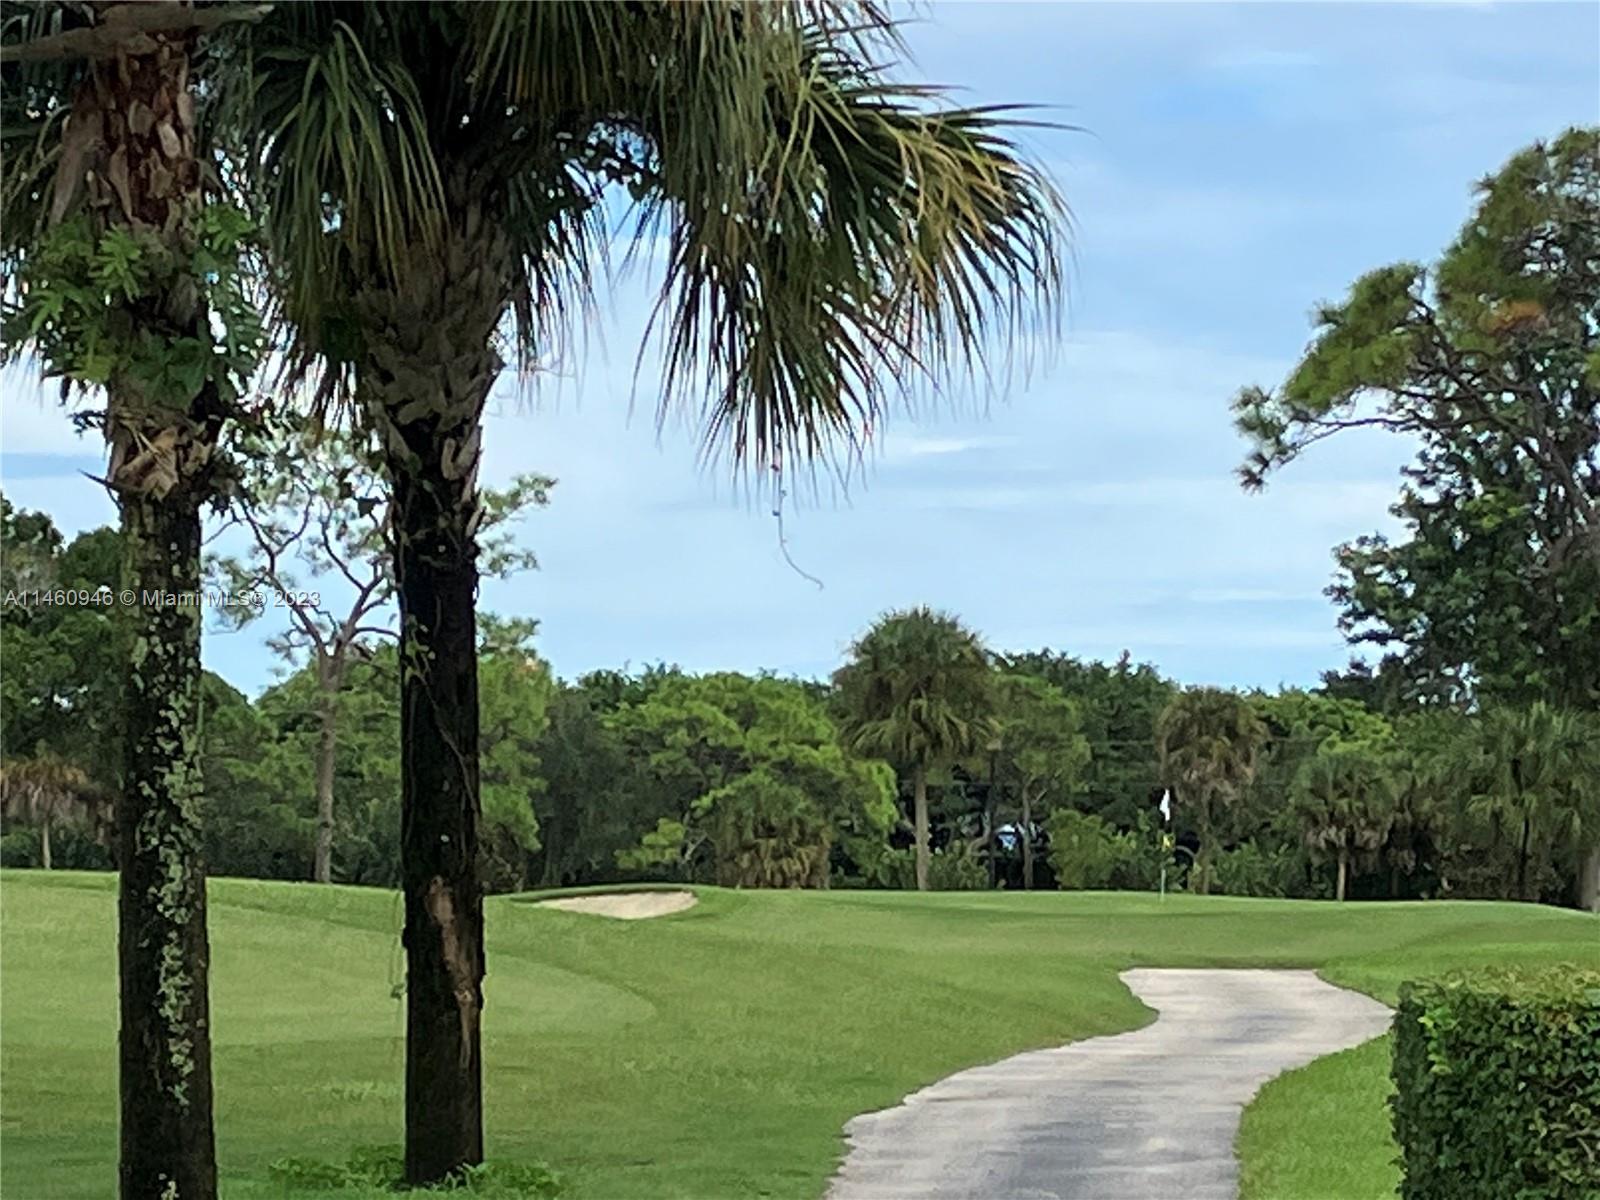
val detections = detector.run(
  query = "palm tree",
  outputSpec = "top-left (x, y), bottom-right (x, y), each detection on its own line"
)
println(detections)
top-left (1463, 703), bottom-right (1593, 903)
top-left (834, 608), bottom-right (998, 892)
top-left (1155, 688), bottom-right (1267, 894)
top-left (4, 6), bottom-right (265, 1196)
top-left (0, 750), bottom-right (111, 870)
top-left (1290, 744), bottom-right (1396, 901)
top-left (226, 5), bottom-right (1065, 1183)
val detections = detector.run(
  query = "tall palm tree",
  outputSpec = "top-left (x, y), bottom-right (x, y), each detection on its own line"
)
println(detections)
top-left (4, 6), bottom-right (265, 1196)
top-left (226, 4), bottom-right (1064, 1183)
top-left (1155, 688), bottom-right (1266, 894)
top-left (1290, 744), bottom-right (1396, 902)
top-left (833, 607), bottom-right (997, 892)
top-left (0, 750), bottom-right (111, 870)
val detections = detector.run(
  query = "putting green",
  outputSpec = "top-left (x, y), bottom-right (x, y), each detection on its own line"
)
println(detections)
top-left (2, 871), bottom-right (1593, 1198)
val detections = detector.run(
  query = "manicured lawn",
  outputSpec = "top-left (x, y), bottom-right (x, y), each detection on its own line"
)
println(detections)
top-left (2, 871), bottom-right (1594, 1198)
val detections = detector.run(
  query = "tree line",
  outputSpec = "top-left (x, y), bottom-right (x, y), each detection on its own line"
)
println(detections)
top-left (7, 504), bottom-right (1596, 913)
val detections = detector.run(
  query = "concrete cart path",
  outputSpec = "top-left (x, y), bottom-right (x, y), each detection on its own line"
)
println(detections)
top-left (826, 969), bottom-right (1392, 1200)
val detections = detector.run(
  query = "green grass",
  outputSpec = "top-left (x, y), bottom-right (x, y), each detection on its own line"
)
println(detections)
top-left (2, 872), bottom-right (1594, 1199)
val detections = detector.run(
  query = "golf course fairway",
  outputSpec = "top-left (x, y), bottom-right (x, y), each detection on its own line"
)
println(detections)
top-left (2, 871), bottom-right (1594, 1199)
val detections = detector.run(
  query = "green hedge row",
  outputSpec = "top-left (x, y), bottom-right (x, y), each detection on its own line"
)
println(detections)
top-left (1392, 966), bottom-right (1600, 1200)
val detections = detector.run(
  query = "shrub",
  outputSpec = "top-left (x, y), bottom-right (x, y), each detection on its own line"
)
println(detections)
top-left (1391, 967), bottom-right (1600, 1200)
top-left (1208, 840), bottom-right (1303, 898)
top-left (1045, 810), bottom-right (1130, 889)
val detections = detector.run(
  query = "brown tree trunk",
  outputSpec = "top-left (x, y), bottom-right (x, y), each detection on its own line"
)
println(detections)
top-left (358, 189), bottom-right (508, 1185)
top-left (1516, 814), bottom-right (1531, 902)
top-left (40, 817), bottom-right (52, 871)
top-left (1337, 848), bottom-right (1349, 902)
top-left (74, 19), bottom-right (223, 1200)
top-left (118, 493), bottom-right (217, 1200)
top-left (1579, 844), bottom-right (1600, 914)
top-left (1193, 805), bottom-right (1212, 895)
top-left (1021, 788), bottom-right (1034, 892)
top-left (312, 680), bottom-right (338, 884)
top-left (913, 764), bottom-right (930, 892)
top-left (392, 466), bottom-right (484, 1185)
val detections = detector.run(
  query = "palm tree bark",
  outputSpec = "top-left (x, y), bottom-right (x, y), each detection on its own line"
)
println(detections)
top-left (1336, 847), bottom-right (1349, 902)
top-left (1193, 802), bottom-right (1212, 896)
top-left (912, 763), bottom-right (930, 892)
top-left (40, 817), bottom-right (52, 871)
top-left (312, 682), bottom-right (338, 883)
top-left (118, 492), bottom-right (217, 1200)
top-left (358, 194), bottom-right (508, 1184)
top-left (75, 21), bottom-right (223, 1199)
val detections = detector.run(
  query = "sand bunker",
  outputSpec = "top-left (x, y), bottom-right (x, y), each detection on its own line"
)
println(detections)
top-left (536, 890), bottom-right (698, 920)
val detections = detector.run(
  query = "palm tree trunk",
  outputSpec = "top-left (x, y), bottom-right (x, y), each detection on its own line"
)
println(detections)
top-left (913, 764), bottom-right (930, 892)
top-left (118, 493), bottom-right (217, 1200)
top-left (1021, 788), bottom-right (1033, 892)
top-left (1194, 805), bottom-right (1212, 896)
top-left (393, 478), bottom-right (484, 1184)
top-left (84, 25), bottom-right (222, 1199)
top-left (1578, 844), bottom-right (1600, 914)
top-left (1337, 847), bottom-right (1349, 902)
top-left (1517, 814), bottom-right (1531, 901)
top-left (40, 817), bottom-right (52, 871)
top-left (313, 684), bottom-right (338, 884)
top-left (358, 194), bottom-right (509, 1185)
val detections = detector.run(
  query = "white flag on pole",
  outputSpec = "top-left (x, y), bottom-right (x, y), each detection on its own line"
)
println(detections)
top-left (1159, 789), bottom-right (1172, 823)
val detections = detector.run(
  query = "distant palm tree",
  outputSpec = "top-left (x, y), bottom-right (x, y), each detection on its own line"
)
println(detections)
top-left (226, 4), bottom-right (1065, 1182)
top-left (834, 608), bottom-right (997, 892)
top-left (1156, 688), bottom-right (1267, 894)
top-left (0, 751), bottom-right (110, 871)
top-left (1290, 744), bottom-right (1395, 901)
top-left (1463, 703), bottom-right (1593, 903)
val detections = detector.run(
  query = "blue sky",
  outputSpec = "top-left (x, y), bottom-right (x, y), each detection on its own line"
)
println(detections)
top-left (3, 1), bottom-right (1597, 696)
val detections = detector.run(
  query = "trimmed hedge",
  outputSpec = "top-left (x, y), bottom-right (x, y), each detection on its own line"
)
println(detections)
top-left (1391, 966), bottom-right (1600, 1200)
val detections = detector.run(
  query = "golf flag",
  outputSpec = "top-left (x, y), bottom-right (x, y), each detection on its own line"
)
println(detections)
top-left (1159, 789), bottom-right (1172, 823)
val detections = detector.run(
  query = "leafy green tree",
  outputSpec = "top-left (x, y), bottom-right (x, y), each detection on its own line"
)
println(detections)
top-left (229, 5), bottom-right (1063, 1176)
top-left (612, 672), bottom-right (895, 889)
top-left (1001, 649), bottom-right (1176, 828)
top-left (991, 673), bottom-right (1090, 890)
top-left (1243, 689), bottom-right (1392, 864)
top-left (1044, 809), bottom-right (1130, 891)
top-left (834, 608), bottom-right (997, 891)
top-left (1290, 745), bottom-right (1397, 901)
top-left (4, 7), bottom-right (270, 1189)
top-left (477, 618), bottom-right (554, 894)
top-left (1235, 129), bottom-right (1600, 711)
top-left (529, 683), bottom-right (641, 888)
top-left (198, 673), bottom-right (314, 882)
top-left (0, 497), bottom-right (121, 775)
top-left (1155, 688), bottom-right (1267, 894)
top-left (212, 412), bottom-right (550, 883)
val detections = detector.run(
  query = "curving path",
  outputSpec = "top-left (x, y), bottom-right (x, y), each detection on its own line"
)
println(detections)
top-left (826, 969), bottom-right (1391, 1200)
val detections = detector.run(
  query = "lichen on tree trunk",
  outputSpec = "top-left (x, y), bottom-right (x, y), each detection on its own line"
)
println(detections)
top-left (117, 492), bottom-right (217, 1200)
